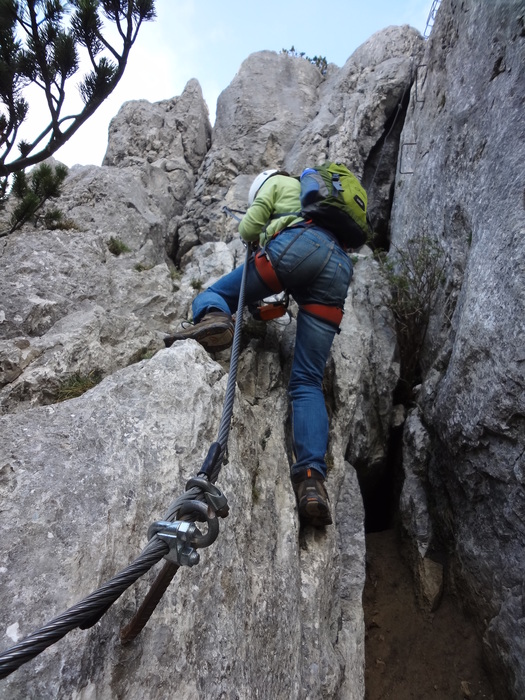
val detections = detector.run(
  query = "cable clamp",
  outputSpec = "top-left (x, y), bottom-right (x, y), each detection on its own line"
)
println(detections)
top-left (147, 520), bottom-right (201, 567)
top-left (148, 497), bottom-right (222, 567)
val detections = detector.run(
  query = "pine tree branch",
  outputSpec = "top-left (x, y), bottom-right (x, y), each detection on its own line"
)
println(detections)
top-left (0, 0), bottom-right (156, 176)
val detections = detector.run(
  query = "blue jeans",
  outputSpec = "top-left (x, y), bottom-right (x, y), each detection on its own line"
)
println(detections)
top-left (192, 226), bottom-right (353, 479)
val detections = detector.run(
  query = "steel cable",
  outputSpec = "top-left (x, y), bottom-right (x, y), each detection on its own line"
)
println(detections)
top-left (0, 538), bottom-right (167, 679)
top-left (120, 244), bottom-right (251, 640)
top-left (211, 243), bottom-right (251, 480)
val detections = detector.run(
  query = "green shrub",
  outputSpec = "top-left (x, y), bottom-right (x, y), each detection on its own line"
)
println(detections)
top-left (169, 268), bottom-right (182, 290)
top-left (108, 237), bottom-right (131, 256)
top-left (3, 162), bottom-right (69, 236)
top-left (42, 207), bottom-right (80, 230)
top-left (377, 236), bottom-right (446, 402)
top-left (281, 46), bottom-right (328, 75)
top-left (55, 370), bottom-right (102, 402)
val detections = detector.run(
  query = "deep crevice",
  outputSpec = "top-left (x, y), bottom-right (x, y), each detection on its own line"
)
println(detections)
top-left (354, 417), bottom-right (405, 534)
top-left (363, 85), bottom-right (413, 251)
top-left (358, 408), bottom-right (496, 699)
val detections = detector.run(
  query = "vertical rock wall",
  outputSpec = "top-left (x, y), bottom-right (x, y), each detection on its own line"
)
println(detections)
top-left (174, 30), bottom-right (423, 262)
top-left (0, 27), bottom-right (420, 699)
top-left (391, 1), bottom-right (525, 697)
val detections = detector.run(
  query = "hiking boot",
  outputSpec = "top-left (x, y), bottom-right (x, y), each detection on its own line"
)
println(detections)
top-left (164, 311), bottom-right (234, 352)
top-left (291, 467), bottom-right (333, 528)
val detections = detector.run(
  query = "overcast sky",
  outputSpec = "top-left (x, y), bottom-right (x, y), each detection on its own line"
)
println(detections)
top-left (36, 0), bottom-right (435, 168)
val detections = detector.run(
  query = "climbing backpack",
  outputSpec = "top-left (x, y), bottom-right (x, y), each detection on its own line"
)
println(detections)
top-left (299, 162), bottom-right (369, 249)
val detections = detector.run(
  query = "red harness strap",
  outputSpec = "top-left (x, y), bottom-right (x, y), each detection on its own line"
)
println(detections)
top-left (253, 249), bottom-right (343, 328)
top-left (254, 250), bottom-right (283, 293)
top-left (301, 303), bottom-right (344, 327)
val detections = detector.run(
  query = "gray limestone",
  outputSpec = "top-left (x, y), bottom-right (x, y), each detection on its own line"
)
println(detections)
top-left (0, 26), bottom-right (413, 700)
top-left (1, 4), bottom-right (522, 696)
top-left (391, 0), bottom-right (525, 696)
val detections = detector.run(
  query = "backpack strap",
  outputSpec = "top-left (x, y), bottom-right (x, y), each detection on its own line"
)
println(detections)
top-left (331, 173), bottom-right (344, 193)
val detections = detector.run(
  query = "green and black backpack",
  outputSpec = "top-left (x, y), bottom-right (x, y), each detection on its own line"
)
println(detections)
top-left (299, 162), bottom-right (370, 249)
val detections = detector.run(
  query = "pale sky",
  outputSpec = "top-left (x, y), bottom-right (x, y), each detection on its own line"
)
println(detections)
top-left (31, 0), bottom-right (435, 168)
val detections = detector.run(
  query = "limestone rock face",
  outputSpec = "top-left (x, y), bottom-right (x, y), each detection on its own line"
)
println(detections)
top-left (104, 78), bottom-right (212, 172)
top-left (285, 25), bottom-right (423, 239)
top-left (0, 243), bottom-right (397, 698)
top-left (173, 32), bottom-right (423, 261)
top-left (213, 50), bottom-right (323, 158)
top-left (391, 0), bottom-right (525, 696)
top-left (0, 80), bottom-right (213, 414)
top-left (4, 2), bottom-right (521, 693)
top-left (0, 342), bottom-right (363, 699)
top-left (0, 26), bottom-right (414, 700)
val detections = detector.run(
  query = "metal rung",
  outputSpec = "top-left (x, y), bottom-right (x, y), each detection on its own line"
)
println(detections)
top-left (424, 0), bottom-right (442, 38)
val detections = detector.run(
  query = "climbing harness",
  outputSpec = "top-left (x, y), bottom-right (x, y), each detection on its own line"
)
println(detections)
top-left (225, 207), bottom-right (346, 329)
top-left (249, 293), bottom-right (290, 322)
top-left (253, 247), bottom-right (283, 293)
top-left (0, 242), bottom-right (252, 678)
top-left (302, 303), bottom-right (343, 328)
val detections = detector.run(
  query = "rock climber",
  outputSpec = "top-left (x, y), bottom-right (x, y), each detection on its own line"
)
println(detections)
top-left (164, 169), bottom-right (354, 528)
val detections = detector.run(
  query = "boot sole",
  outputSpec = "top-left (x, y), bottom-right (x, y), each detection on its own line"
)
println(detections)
top-left (299, 497), bottom-right (333, 528)
top-left (197, 326), bottom-right (234, 352)
top-left (164, 325), bottom-right (234, 352)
